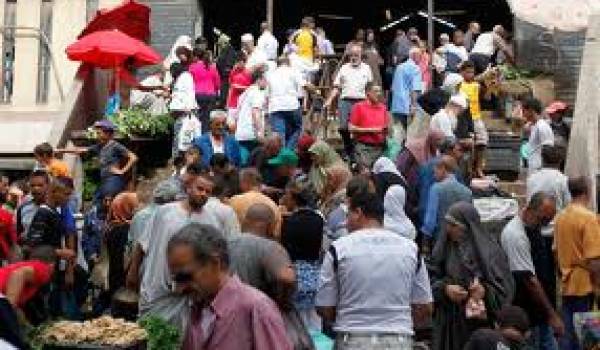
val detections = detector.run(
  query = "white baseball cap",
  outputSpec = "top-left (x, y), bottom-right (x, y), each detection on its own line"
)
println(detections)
top-left (449, 94), bottom-right (468, 109)
top-left (241, 33), bottom-right (254, 43)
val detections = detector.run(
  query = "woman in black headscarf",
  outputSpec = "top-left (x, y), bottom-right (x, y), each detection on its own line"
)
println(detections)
top-left (430, 202), bottom-right (514, 350)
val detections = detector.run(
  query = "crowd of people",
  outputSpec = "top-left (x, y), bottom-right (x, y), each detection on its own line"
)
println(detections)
top-left (0, 15), bottom-right (596, 350)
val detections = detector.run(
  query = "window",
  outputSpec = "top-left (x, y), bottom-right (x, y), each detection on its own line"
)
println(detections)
top-left (37, 0), bottom-right (53, 104)
top-left (1, 0), bottom-right (17, 103)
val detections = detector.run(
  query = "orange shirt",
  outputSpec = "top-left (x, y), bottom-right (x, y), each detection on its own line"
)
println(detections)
top-left (554, 203), bottom-right (600, 296)
top-left (48, 159), bottom-right (70, 178)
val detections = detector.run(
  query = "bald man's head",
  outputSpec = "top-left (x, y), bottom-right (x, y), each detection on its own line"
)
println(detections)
top-left (243, 203), bottom-right (276, 238)
top-left (434, 155), bottom-right (457, 181)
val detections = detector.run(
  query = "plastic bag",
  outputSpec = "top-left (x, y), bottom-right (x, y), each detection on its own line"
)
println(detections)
top-left (105, 93), bottom-right (121, 116)
top-left (177, 114), bottom-right (202, 152)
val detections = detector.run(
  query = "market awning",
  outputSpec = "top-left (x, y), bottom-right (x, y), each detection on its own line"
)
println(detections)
top-left (79, 0), bottom-right (150, 42)
top-left (507, 0), bottom-right (600, 32)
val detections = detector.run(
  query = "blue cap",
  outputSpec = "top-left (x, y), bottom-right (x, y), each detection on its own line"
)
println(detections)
top-left (93, 119), bottom-right (116, 132)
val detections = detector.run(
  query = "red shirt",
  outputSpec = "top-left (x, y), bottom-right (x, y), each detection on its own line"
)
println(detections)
top-left (349, 100), bottom-right (389, 145)
top-left (0, 208), bottom-right (16, 259)
top-left (0, 261), bottom-right (53, 306)
top-left (227, 67), bottom-right (252, 108)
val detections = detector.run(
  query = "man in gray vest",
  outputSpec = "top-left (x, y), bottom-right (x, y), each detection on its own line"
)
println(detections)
top-left (316, 191), bottom-right (432, 349)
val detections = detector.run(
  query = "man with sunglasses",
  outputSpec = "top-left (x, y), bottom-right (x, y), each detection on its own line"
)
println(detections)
top-left (325, 43), bottom-right (373, 161)
top-left (168, 223), bottom-right (292, 350)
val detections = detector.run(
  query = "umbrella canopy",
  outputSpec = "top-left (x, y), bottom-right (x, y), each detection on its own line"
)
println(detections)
top-left (66, 29), bottom-right (161, 68)
top-left (507, 0), bottom-right (600, 32)
top-left (79, 0), bottom-right (150, 41)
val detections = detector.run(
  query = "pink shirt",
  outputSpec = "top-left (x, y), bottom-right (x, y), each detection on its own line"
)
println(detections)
top-left (183, 275), bottom-right (292, 350)
top-left (189, 61), bottom-right (221, 96)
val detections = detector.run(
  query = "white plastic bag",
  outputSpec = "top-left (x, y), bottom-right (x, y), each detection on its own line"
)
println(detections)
top-left (177, 114), bottom-right (202, 151)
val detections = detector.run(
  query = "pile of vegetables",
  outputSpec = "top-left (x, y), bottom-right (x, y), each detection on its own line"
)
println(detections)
top-left (28, 316), bottom-right (181, 350)
top-left (138, 315), bottom-right (182, 350)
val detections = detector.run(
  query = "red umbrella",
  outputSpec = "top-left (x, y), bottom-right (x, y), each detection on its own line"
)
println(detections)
top-left (66, 29), bottom-right (161, 68)
top-left (79, 0), bottom-right (150, 42)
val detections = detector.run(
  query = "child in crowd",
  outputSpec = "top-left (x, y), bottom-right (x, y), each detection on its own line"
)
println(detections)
top-left (459, 61), bottom-right (487, 178)
top-left (33, 142), bottom-right (70, 178)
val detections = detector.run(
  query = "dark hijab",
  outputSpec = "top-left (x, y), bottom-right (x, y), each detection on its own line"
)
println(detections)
top-left (432, 202), bottom-right (514, 305)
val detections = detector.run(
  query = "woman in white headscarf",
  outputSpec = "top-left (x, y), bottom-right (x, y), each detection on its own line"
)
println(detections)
top-left (163, 35), bottom-right (193, 87)
top-left (164, 35), bottom-right (193, 69)
top-left (383, 185), bottom-right (416, 240)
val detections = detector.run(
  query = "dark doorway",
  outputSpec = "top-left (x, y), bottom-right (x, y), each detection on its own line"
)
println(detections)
top-left (202, 0), bottom-right (513, 50)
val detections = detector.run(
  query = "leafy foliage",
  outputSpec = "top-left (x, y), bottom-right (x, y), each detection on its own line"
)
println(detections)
top-left (138, 315), bottom-right (182, 350)
top-left (82, 159), bottom-right (100, 202)
top-left (498, 64), bottom-right (543, 80)
top-left (112, 108), bottom-right (172, 138)
top-left (86, 108), bottom-right (173, 139)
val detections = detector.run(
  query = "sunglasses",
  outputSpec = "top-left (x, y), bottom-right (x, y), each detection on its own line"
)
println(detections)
top-left (173, 271), bottom-right (193, 283)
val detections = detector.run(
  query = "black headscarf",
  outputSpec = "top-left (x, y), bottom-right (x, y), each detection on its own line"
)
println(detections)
top-left (431, 202), bottom-right (515, 306)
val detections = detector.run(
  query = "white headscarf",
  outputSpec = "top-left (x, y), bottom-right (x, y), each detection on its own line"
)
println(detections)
top-left (164, 35), bottom-right (192, 69)
top-left (383, 185), bottom-right (417, 240)
top-left (372, 157), bottom-right (403, 178)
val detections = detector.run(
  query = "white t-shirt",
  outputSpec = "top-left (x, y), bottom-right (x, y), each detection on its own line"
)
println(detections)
top-left (235, 85), bottom-right (266, 141)
top-left (246, 48), bottom-right (269, 71)
top-left (169, 72), bottom-right (197, 111)
top-left (257, 31), bottom-right (279, 60)
top-left (266, 65), bottom-right (306, 113)
top-left (210, 135), bottom-right (225, 154)
top-left (333, 62), bottom-right (373, 99)
top-left (471, 32), bottom-right (500, 56)
top-left (501, 216), bottom-right (535, 274)
top-left (430, 109), bottom-right (456, 138)
top-left (446, 44), bottom-right (469, 62)
top-left (527, 118), bottom-right (555, 173)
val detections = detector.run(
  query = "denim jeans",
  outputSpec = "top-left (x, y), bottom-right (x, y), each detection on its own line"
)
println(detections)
top-left (560, 294), bottom-right (594, 350)
top-left (269, 109), bottom-right (302, 149)
top-left (335, 333), bottom-right (413, 350)
top-left (529, 323), bottom-right (558, 350)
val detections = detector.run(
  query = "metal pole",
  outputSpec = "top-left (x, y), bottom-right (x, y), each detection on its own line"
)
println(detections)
top-left (267, 0), bottom-right (274, 32)
top-left (427, 0), bottom-right (434, 79)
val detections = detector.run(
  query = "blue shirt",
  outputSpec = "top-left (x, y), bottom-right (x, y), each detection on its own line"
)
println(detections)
top-left (421, 175), bottom-right (472, 239)
top-left (418, 157), bottom-right (439, 223)
top-left (391, 59), bottom-right (423, 114)
top-left (193, 133), bottom-right (242, 168)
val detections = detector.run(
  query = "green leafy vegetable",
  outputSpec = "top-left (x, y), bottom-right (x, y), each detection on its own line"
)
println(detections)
top-left (86, 108), bottom-right (173, 140)
top-left (138, 315), bottom-right (182, 350)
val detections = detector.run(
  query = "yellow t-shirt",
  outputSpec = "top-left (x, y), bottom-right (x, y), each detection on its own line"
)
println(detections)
top-left (295, 29), bottom-right (314, 60)
top-left (48, 159), bottom-right (70, 178)
top-left (459, 82), bottom-right (481, 120)
top-left (555, 203), bottom-right (600, 296)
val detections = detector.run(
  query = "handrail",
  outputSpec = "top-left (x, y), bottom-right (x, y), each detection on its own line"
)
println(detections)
top-left (0, 25), bottom-right (66, 102)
